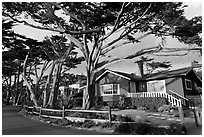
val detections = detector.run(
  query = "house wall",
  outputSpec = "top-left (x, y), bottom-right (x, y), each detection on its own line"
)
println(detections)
top-left (165, 77), bottom-right (184, 97)
top-left (97, 72), bottom-right (130, 96)
top-left (182, 71), bottom-right (201, 97)
top-left (130, 81), bottom-right (137, 93)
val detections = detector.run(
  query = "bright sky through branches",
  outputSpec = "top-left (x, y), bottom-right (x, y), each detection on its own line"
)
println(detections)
top-left (11, 2), bottom-right (202, 75)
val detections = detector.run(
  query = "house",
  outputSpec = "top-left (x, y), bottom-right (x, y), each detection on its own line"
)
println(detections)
top-left (95, 67), bottom-right (202, 107)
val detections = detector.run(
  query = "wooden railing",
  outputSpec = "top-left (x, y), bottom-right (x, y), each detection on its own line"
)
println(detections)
top-left (127, 92), bottom-right (182, 107)
top-left (168, 90), bottom-right (189, 106)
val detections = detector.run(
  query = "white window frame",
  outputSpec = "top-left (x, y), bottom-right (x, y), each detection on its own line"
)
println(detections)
top-left (100, 84), bottom-right (120, 96)
top-left (147, 80), bottom-right (166, 93)
top-left (185, 79), bottom-right (192, 90)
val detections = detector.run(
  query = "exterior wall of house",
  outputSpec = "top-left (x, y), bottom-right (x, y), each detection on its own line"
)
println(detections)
top-left (165, 77), bottom-right (184, 97)
top-left (129, 81), bottom-right (137, 93)
top-left (182, 71), bottom-right (201, 97)
top-left (96, 72), bottom-right (130, 101)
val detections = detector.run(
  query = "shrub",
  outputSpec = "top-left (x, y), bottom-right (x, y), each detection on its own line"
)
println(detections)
top-left (116, 115), bottom-right (135, 122)
top-left (71, 121), bottom-right (84, 127)
top-left (81, 120), bottom-right (96, 128)
top-left (130, 123), bottom-right (152, 135)
top-left (168, 123), bottom-right (187, 135)
top-left (94, 96), bottom-right (103, 110)
top-left (114, 123), bottom-right (132, 134)
top-left (57, 118), bottom-right (73, 126)
top-left (124, 97), bottom-right (167, 111)
top-left (158, 104), bottom-right (171, 112)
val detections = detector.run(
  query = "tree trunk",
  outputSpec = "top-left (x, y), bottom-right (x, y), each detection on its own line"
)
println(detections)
top-left (14, 65), bottom-right (21, 105)
top-left (6, 75), bottom-right (12, 105)
top-left (43, 61), bottom-right (56, 107)
top-left (16, 78), bottom-right (24, 105)
top-left (22, 55), bottom-right (38, 107)
top-left (82, 70), bottom-right (95, 109)
top-left (47, 62), bottom-right (62, 107)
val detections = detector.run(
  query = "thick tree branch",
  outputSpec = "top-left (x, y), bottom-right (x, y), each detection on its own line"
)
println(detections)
top-left (152, 52), bottom-right (190, 56)
top-left (101, 40), bottom-right (131, 55)
top-left (96, 45), bottom-right (162, 71)
top-left (102, 31), bottom-right (151, 51)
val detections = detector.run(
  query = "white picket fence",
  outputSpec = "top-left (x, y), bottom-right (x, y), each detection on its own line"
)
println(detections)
top-left (127, 92), bottom-right (185, 107)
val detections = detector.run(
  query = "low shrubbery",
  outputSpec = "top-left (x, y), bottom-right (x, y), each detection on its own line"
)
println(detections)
top-left (114, 122), bottom-right (187, 135)
top-left (98, 96), bottom-right (167, 112)
top-left (65, 111), bottom-right (135, 122)
top-left (124, 97), bottom-right (167, 111)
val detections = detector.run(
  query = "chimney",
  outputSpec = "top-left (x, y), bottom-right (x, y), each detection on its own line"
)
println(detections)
top-left (135, 56), bottom-right (153, 77)
top-left (137, 61), bottom-right (144, 77)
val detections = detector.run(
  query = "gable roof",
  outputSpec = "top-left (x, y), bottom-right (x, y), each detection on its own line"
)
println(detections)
top-left (142, 67), bottom-right (202, 81)
top-left (95, 69), bottom-right (140, 81)
top-left (95, 67), bottom-right (202, 82)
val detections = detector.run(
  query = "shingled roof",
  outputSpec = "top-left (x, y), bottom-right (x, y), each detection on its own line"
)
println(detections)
top-left (95, 69), bottom-right (140, 81)
top-left (96, 67), bottom-right (202, 82)
top-left (142, 67), bottom-right (201, 81)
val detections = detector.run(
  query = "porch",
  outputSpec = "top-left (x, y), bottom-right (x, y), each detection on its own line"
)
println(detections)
top-left (127, 91), bottom-right (189, 107)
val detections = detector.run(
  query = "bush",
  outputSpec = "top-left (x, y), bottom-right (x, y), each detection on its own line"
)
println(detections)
top-left (158, 104), bottom-right (172, 112)
top-left (168, 123), bottom-right (187, 135)
top-left (114, 122), bottom-right (187, 135)
top-left (114, 123), bottom-right (132, 134)
top-left (116, 115), bottom-right (135, 122)
top-left (57, 118), bottom-right (73, 126)
top-left (124, 97), bottom-right (167, 111)
top-left (94, 96), bottom-right (103, 110)
top-left (81, 120), bottom-right (96, 128)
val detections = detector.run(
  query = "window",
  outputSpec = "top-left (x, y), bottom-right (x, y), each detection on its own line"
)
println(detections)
top-left (147, 80), bottom-right (166, 92)
top-left (185, 79), bottom-right (192, 90)
top-left (101, 84), bottom-right (119, 95)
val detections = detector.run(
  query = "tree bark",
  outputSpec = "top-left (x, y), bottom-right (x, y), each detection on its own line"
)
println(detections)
top-left (22, 55), bottom-right (38, 107)
top-left (14, 65), bottom-right (21, 105)
top-left (43, 61), bottom-right (56, 107)
top-left (47, 61), bottom-right (62, 107)
top-left (82, 70), bottom-right (95, 109)
top-left (6, 75), bottom-right (12, 105)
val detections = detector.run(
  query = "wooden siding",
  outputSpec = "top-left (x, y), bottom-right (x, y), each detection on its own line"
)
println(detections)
top-left (97, 72), bottom-right (130, 96)
top-left (129, 81), bottom-right (137, 93)
top-left (165, 77), bottom-right (184, 97)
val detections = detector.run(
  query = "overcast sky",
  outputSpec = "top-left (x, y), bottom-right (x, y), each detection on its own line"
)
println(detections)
top-left (12, 1), bottom-right (202, 75)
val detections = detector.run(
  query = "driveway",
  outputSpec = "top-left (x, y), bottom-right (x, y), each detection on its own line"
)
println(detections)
top-left (2, 106), bottom-right (109, 135)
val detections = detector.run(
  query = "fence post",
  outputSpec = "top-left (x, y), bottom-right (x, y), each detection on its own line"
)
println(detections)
top-left (108, 106), bottom-right (112, 124)
top-left (62, 106), bottom-right (65, 118)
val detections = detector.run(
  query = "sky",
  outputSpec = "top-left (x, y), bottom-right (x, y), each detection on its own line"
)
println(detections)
top-left (11, 1), bottom-right (202, 75)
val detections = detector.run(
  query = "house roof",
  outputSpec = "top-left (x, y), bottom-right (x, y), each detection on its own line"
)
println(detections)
top-left (95, 69), bottom-right (140, 81)
top-left (96, 67), bottom-right (202, 82)
top-left (142, 67), bottom-right (202, 81)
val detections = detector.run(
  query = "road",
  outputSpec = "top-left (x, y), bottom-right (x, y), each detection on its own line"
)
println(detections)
top-left (2, 106), bottom-right (110, 135)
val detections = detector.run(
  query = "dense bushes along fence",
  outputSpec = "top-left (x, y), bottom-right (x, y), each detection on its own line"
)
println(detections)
top-left (102, 97), bottom-right (167, 111)
top-left (124, 97), bottom-right (167, 110)
top-left (23, 105), bottom-right (135, 123)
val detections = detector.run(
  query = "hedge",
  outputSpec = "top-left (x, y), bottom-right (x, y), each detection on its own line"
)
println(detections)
top-left (124, 97), bottom-right (167, 111)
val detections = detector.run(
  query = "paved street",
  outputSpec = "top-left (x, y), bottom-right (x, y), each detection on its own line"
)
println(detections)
top-left (2, 106), bottom-right (109, 135)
